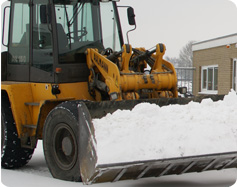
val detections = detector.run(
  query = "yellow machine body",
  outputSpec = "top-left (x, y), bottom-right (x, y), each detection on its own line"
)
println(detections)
top-left (1, 82), bottom-right (93, 142)
top-left (87, 44), bottom-right (178, 101)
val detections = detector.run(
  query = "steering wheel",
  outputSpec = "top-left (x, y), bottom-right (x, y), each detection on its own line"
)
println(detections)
top-left (101, 48), bottom-right (114, 56)
top-left (66, 27), bottom-right (88, 41)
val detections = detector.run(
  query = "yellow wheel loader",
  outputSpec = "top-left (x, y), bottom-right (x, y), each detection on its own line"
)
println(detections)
top-left (1, 0), bottom-right (236, 184)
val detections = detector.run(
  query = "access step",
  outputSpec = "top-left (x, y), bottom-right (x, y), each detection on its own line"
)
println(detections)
top-left (25, 102), bottom-right (40, 106)
top-left (22, 124), bottom-right (37, 129)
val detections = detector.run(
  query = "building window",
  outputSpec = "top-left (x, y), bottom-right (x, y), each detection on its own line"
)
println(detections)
top-left (201, 65), bottom-right (218, 94)
top-left (233, 59), bottom-right (237, 91)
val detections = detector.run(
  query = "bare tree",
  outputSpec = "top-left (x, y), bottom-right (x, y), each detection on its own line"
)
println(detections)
top-left (178, 40), bottom-right (195, 67)
top-left (165, 56), bottom-right (181, 68)
top-left (165, 41), bottom-right (195, 67)
top-left (165, 41), bottom-right (196, 84)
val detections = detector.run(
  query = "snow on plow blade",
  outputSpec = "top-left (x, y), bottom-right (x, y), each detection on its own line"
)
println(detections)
top-left (77, 95), bottom-right (237, 184)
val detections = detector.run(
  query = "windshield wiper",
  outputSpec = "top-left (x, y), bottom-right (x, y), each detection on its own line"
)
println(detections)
top-left (64, 1), bottom-right (86, 47)
top-left (68, 1), bottom-right (85, 27)
top-left (64, 4), bottom-right (72, 48)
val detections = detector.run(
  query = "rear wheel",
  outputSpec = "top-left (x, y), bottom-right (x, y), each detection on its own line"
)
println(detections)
top-left (43, 102), bottom-right (81, 182)
top-left (1, 93), bottom-right (34, 168)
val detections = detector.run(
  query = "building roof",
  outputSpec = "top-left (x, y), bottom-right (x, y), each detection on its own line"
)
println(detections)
top-left (192, 33), bottom-right (237, 51)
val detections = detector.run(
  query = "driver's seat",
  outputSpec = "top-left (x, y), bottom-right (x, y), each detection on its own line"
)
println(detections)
top-left (39, 5), bottom-right (68, 53)
top-left (56, 24), bottom-right (68, 54)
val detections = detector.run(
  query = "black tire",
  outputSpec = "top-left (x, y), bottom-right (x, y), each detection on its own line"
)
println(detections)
top-left (1, 92), bottom-right (34, 169)
top-left (43, 102), bottom-right (81, 182)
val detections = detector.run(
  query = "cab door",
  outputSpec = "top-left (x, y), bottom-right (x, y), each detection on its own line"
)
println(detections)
top-left (7, 0), bottom-right (54, 83)
top-left (7, 0), bottom-right (30, 81)
top-left (30, 0), bottom-right (54, 82)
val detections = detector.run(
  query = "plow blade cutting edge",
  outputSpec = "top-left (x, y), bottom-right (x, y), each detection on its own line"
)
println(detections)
top-left (76, 95), bottom-right (237, 184)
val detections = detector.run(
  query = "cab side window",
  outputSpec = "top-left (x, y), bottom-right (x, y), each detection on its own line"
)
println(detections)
top-left (32, 3), bottom-right (53, 72)
top-left (9, 2), bottom-right (30, 65)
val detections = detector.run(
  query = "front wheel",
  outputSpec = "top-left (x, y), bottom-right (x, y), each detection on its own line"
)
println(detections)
top-left (43, 102), bottom-right (81, 182)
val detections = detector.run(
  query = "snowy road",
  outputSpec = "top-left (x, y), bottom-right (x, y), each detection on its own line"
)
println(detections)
top-left (1, 141), bottom-right (237, 187)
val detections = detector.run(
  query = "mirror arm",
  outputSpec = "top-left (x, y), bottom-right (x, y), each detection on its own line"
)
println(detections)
top-left (117, 6), bottom-right (136, 44)
top-left (126, 24), bottom-right (136, 45)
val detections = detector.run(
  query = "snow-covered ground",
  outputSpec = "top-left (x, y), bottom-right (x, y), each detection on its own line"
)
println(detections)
top-left (94, 90), bottom-right (237, 164)
top-left (1, 140), bottom-right (237, 187)
top-left (1, 91), bottom-right (237, 187)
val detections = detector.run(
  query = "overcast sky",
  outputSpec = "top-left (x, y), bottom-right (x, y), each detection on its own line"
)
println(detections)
top-left (118, 0), bottom-right (237, 57)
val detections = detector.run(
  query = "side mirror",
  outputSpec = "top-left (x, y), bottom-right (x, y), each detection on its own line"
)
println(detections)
top-left (127, 7), bottom-right (136, 26)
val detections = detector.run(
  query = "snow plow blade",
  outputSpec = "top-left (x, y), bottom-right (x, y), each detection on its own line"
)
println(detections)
top-left (80, 152), bottom-right (237, 184)
top-left (77, 95), bottom-right (237, 184)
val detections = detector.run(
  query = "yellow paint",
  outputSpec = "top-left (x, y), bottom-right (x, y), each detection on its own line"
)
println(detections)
top-left (87, 44), bottom-right (178, 100)
top-left (87, 49), bottom-right (122, 100)
top-left (121, 44), bottom-right (133, 73)
top-left (1, 82), bottom-right (94, 139)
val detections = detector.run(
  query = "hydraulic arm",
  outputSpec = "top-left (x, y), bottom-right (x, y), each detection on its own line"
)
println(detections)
top-left (86, 44), bottom-right (178, 101)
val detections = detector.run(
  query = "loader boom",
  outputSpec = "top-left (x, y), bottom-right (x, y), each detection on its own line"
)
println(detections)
top-left (86, 44), bottom-right (178, 101)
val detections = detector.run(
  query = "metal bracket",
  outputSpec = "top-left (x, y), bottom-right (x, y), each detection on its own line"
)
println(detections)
top-left (150, 74), bottom-right (155, 84)
top-left (143, 74), bottom-right (148, 84)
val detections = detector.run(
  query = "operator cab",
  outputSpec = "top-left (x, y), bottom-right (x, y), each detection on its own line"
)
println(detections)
top-left (3, 0), bottom-right (123, 83)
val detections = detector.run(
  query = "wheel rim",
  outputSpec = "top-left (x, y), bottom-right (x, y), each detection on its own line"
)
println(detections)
top-left (52, 123), bottom-right (77, 171)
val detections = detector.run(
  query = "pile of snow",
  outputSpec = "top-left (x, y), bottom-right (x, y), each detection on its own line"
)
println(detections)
top-left (93, 90), bottom-right (237, 165)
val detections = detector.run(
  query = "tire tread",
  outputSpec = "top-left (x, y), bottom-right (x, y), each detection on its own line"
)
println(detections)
top-left (1, 93), bottom-right (34, 169)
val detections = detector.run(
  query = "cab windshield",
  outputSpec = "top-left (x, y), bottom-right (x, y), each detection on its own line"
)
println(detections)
top-left (54, 0), bottom-right (122, 63)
